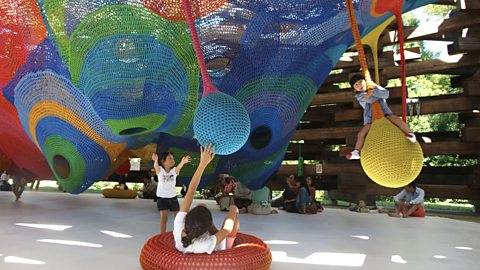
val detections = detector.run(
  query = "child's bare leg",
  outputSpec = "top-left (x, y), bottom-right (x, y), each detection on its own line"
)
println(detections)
top-left (354, 124), bottom-right (371, 151)
top-left (160, 210), bottom-right (168, 233)
top-left (386, 115), bottom-right (411, 134)
top-left (222, 205), bottom-right (240, 249)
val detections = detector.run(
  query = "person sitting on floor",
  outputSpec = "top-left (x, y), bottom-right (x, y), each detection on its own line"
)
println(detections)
top-left (349, 199), bottom-right (370, 213)
top-left (271, 174), bottom-right (299, 208)
top-left (233, 179), bottom-right (252, 213)
top-left (388, 181), bottom-right (425, 218)
top-left (138, 174), bottom-right (158, 199)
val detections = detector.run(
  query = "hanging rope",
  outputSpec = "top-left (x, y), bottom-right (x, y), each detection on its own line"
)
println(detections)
top-left (182, 0), bottom-right (218, 97)
top-left (345, 0), bottom-right (408, 122)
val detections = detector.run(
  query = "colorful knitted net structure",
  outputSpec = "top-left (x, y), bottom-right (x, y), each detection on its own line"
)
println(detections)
top-left (0, 0), bottom-right (434, 193)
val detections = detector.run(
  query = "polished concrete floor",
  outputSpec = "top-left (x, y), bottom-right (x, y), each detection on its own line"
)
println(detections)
top-left (0, 191), bottom-right (478, 270)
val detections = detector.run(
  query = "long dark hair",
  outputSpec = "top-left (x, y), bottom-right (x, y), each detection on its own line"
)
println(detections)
top-left (158, 151), bottom-right (173, 169)
top-left (297, 176), bottom-right (309, 190)
top-left (181, 205), bottom-right (213, 248)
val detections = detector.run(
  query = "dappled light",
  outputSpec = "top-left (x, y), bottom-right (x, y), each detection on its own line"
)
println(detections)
top-left (272, 251), bottom-right (366, 267)
top-left (100, 230), bottom-right (133, 238)
top-left (391, 255), bottom-right (408, 264)
top-left (350, 235), bottom-right (370, 240)
top-left (4, 256), bottom-right (46, 265)
top-left (16, 223), bottom-right (71, 231)
top-left (37, 239), bottom-right (102, 248)
top-left (455, 246), bottom-right (473, 250)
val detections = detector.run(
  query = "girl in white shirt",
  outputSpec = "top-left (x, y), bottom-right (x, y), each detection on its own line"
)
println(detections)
top-left (152, 151), bottom-right (191, 233)
top-left (173, 144), bottom-right (240, 254)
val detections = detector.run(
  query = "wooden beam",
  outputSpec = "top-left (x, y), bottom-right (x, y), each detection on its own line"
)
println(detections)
top-left (310, 86), bottom-right (403, 106)
top-left (462, 75), bottom-right (480, 95)
top-left (457, 0), bottom-right (480, 10)
top-left (459, 112), bottom-right (480, 126)
top-left (278, 163), bottom-right (364, 176)
top-left (335, 95), bottom-right (480, 122)
top-left (448, 37), bottom-right (480, 54)
top-left (461, 127), bottom-right (480, 141)
top-left (381, 11), bottom-right (480, 46)
top-left (339, 141), bottom-right (480, 156)
top-left (292, 126), bottom-right (361, 140)
top-left (382, 54), bottom-right (480, 79)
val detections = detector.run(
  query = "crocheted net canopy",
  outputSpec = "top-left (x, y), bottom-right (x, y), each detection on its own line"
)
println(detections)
top-left (0, 0), bottom-right (434, 193)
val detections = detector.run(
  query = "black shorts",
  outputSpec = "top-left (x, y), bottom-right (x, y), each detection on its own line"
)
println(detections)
top-left (157, 196), bottom-right (180, 211)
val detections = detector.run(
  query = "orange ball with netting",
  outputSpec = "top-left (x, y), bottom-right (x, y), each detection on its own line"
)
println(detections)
top-left (360, 117), bottom-right (424, 188)
top-left (140, 232), bottom-right (272, 270)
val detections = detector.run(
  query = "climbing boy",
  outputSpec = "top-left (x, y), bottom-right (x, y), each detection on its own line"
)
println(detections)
top-left (346, 74), bottom-right (416, 160)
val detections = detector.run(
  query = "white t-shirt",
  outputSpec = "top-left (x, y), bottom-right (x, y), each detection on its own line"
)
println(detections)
top-left (156, 167), bottom-right (177, 198)
top-left (173, 211), bottom-right (226, 254)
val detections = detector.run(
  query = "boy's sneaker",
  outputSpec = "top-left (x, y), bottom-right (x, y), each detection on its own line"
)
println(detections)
top-left (405, 133), bottom-right (417, 143)
top-left (346, 150), bottom-right (360, 160)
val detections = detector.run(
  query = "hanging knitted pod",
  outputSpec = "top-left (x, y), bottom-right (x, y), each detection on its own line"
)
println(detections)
top-left (183, 0), bottom-right (250, 155)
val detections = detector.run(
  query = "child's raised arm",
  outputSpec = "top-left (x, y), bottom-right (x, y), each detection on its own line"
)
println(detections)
top-left (175, 155), bottom-right (191, 175)
top-left (152, 153), bottom-right (160, 174)
top-left (179, 144), bottom-right (215, 212)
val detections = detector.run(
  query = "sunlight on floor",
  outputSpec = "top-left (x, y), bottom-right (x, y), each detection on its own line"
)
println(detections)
top-left (434, 255), bottom-right (447, 259)
top-left (37, 239), bottom-right (102, 248)
top-left (455, 246), bottom-right (473, 250)
top-left (391, 255), bottom-right (407, 264)
top-left (350, 235), bottom-right (370, 240)
top-left (16, 223), bottom-right (72, 231)
top-left (100, 230), bottom-right (133, 238)
top-left (272, 251), bottom-right (366, 267)
top-left (4, 256), bottom-right (46, 265)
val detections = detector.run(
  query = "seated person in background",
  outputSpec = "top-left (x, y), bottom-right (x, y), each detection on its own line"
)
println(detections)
top-left (271, 174), bottom-right (298, 208)
top-left (294, 176), bottom-right (317, 214)
top-left (219, 176), bottom-right (236, 211)
top-left (0, 170), bottom-right (12, 191)
top-left (115, 172), bottom-right (129, 190)
top-left (223, 176), bottom-right (236, 195)
top-left (388, 182), bottom-right (425, 218)
top-left (348, 199), bottom-right (370, 213)
top-left (138, 174), bottom-right (158, 199)
top-left (233, 180), bottom-right (252, 213)
top-left (306, 176), bottom-right (323, 212)
top-left (248, 186), bottom-right (277, 215)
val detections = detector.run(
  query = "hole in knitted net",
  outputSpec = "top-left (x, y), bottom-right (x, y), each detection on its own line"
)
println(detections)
top-left (53, 155), bottom-right (70, 179)
top-left (249, 126), bottom-right (272, 150)
top-left (119, 127), bottom-right (148, 136)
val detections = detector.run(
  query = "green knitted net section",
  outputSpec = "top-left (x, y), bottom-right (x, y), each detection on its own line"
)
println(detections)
top-left (43, 135), bottom-right (86, 193)
top-left (68, 4), bottom-right (199, 136)
top-left (105, 114), bottom-right (167, 136)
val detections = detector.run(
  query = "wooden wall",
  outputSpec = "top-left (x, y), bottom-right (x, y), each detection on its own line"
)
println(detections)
top-left (272, 1), bottom-right (480, 202)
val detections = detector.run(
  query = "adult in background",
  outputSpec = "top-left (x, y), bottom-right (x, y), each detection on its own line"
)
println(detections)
top-left (138, 174), bottom-right (158, 199)
top-left (233, 179), bottom-right (252, 213)
top-left (388, 182), bottom-right (425, 218)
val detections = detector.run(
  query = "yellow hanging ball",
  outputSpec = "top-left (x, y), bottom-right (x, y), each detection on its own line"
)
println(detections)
top-left (361, 117), bottom-right (423, 188)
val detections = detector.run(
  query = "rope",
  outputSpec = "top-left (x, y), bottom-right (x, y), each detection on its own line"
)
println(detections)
top-left (182, 0), bottom-right (218, 97)
top-left (345, 0), bottom-right (408, 122)
top-left (345, 0), bottom-right (383, 120)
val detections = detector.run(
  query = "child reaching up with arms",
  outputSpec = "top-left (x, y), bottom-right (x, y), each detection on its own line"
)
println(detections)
top-left (152, 151), bottom-right (191, 233)
top-left (346, 74), bottom-right (416, 160)
top-left (174, 144), bottom-right (240, 254)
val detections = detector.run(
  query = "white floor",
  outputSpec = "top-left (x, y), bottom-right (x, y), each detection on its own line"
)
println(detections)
top-left (0, 191), bottom-right (478, 270)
